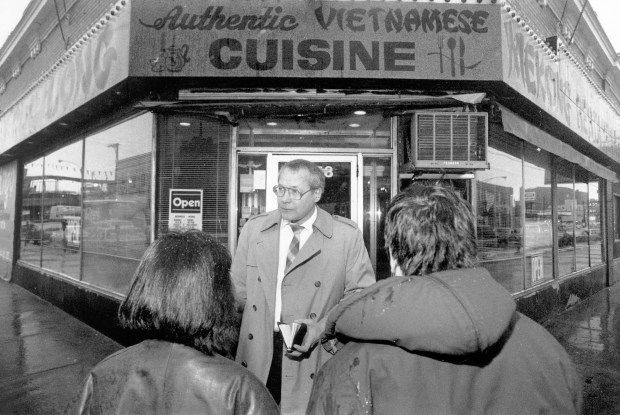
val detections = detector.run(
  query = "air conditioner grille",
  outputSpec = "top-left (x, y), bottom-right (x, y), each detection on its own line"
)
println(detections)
top-left (413, 112), bottom-right (488, 169)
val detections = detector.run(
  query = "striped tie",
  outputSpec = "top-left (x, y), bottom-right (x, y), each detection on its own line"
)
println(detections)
top-left (286, 224), bottom-right (303, 272)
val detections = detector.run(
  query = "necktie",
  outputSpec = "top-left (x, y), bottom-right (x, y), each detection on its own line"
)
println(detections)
top-left (285, 224), bottom-right (303, 272)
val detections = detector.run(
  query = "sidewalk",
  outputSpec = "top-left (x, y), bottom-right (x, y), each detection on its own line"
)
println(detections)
top-left (0, 277), bottom-right (619, 414)
top-left (543, 282), bottom-right (620, 415)
top-left (0, 279), bottom-right (122, 414)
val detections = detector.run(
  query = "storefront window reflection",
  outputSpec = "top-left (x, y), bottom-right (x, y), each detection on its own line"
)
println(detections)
top-left (475, 140), bottom-right (605, 293)
top-left (40, 142), bottom-right (83, 279)
top-left (18, 114), bottom-right (153, 295)
top-left (573, 168), bottom-right (590, 272)
top-left (476, 138), bottom-right (524, 293)
top-left (522, 145), bottom-right (553, 288)
top-left (557, 162), bottom-right (577, 276)
top-left (82, 114), bottom-right (153, 294)
top-left (20, 157), bottom-right (45, 267)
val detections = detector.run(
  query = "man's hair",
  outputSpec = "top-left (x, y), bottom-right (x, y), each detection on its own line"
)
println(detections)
top-left (384, 183), bottom-right (478, 276)
top-left (119, 230), bottom-right (238, 356)
top-left (280, 159), bottom-right (326, 192)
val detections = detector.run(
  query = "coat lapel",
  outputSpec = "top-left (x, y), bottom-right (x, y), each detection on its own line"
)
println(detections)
top-left (284, 208), bottom-right (333, 276)
top-left (285, 232), bottom-right (321, 275)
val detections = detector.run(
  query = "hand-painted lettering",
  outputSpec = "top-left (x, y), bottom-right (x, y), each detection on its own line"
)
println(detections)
top-left (205, 38), bottom-right (415, 72)
top-left (314, 6), bottom-right (489, 34)
top-left (139, 5), bottom-right (299, 31)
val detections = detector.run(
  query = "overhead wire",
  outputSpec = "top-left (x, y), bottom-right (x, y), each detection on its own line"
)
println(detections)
top-left (53, 0), bottom-right (68, 48)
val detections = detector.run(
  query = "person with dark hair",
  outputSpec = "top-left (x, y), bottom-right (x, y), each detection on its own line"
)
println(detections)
top-left (307, 183), bottom-right (582, 415)
top-left (71, 230), bottom-right (279, 415)
top-left (232, 159), bottom-right (375, 414)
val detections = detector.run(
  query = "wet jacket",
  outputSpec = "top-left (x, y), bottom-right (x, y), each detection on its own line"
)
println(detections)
top-left (71, 340), bottom-right (280, 415)
top-left (232, 208), bottom-right (375, 415)
top-left (307, 268), bottom-right (582, 415)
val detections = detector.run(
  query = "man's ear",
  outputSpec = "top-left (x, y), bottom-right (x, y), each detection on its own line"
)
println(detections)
top-left (313, 189), bottom-right (322, 203)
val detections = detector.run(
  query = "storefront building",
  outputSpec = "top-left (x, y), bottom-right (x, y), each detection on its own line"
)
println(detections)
top-left (1, 0), bottom-right (619, 340)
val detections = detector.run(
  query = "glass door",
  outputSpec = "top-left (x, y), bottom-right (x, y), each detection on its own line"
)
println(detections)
top-left (266, 154), bottom-right (361, 228)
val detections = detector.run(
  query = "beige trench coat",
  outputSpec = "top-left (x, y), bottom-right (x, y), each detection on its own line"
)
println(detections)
top-left (231, 208), bottom-right (375, 415)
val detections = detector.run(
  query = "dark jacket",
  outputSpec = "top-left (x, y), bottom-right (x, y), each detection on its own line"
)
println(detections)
top-left (307, 268), bottom-right (582, 415)
top-left (70, 340), bottom-right (280, 415)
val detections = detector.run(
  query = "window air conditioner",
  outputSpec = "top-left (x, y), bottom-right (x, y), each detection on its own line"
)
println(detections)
top-left (412, 111), bottom-right (489, 169)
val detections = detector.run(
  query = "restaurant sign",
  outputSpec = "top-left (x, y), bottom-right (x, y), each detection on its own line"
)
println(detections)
top-left (130, 0), bottom-right (502, 80)
top-left (502, 12), bottom-right (620, 163)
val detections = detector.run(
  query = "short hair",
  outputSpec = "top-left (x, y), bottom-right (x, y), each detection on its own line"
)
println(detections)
top-left (119, 230), bottom-right (238, 356)
top-left (384, 183), bottom-right (478, 276)
top-left (280, 159), bottom-right (326, 192)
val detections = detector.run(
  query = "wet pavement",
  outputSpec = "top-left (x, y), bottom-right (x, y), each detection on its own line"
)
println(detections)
top-left (0, 277), bottom-right (619, 414)
top-left (543, 283), bottom-right (620, 415)
top-left (0, 279), bottom-right (122, 414)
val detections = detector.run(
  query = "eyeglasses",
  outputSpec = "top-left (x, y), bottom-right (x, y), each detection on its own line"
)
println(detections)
top-left (273, 185), bottom-right (315, 200)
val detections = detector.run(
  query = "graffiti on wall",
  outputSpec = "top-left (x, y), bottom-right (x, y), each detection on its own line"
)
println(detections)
top-left (502, 12), bottom-right (620, 163)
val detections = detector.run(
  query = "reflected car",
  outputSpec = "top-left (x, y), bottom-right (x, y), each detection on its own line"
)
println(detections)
top-left (21, 221), bottom-right (64, 245)
top-left (525, 222), bottom-right (573, 250)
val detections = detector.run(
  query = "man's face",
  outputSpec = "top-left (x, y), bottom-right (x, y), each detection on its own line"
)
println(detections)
top-left (277, 167), bottom-right (321, 223)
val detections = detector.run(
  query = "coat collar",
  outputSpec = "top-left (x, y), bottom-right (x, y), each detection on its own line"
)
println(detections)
top-left (259, 207), bottom-right (334, 238)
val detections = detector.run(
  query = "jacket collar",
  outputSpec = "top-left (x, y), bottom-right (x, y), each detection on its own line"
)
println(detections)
top-left (259, 207), bottom-right (334, 238)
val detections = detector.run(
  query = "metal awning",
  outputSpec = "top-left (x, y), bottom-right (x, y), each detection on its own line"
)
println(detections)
top-left (136, 89), bottom-right (486, 123)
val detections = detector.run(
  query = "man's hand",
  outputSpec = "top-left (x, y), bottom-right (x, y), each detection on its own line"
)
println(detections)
top-left (287, 318), bottom-right (326, 357)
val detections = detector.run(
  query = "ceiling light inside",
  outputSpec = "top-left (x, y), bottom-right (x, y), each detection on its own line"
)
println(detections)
top-left (354, 110), bottom-right (366, 115)
top-left (349, 123), bottom-right (360, 128)
top-left (179, 122), bottom-right (191, 127)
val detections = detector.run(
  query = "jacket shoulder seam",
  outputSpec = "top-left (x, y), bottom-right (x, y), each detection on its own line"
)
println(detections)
top-left (332, 215), bottom-right (359, 229)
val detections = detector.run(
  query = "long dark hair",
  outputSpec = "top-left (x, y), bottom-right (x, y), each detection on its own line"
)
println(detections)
top-left (119, 230), bottom-right (238, 356)
top-left (384, 183), bottom-right (478, 276)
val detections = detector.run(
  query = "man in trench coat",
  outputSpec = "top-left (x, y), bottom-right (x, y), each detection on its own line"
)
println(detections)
top-left (231, 159), bottom-right (375, 415)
